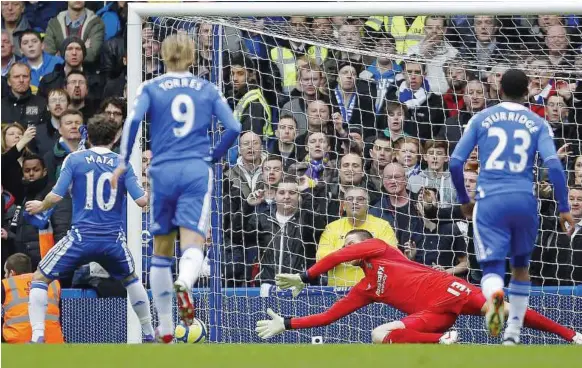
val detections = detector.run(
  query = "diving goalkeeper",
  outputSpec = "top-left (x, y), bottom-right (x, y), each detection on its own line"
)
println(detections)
top-left (256, 229), bottom-right (582, 344)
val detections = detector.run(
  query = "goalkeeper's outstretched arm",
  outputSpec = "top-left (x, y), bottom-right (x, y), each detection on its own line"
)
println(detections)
top-left (255, 290), bottom-right (370, 339)
top-left (301, 239), bottom-right (386, 281)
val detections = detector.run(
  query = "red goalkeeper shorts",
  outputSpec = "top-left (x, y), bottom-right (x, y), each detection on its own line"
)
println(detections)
top-left (401, 288), bottom-right (487, 333)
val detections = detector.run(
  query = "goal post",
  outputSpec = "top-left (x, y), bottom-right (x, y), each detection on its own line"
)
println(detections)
top-left (126, 0), bottom-right (582, 344)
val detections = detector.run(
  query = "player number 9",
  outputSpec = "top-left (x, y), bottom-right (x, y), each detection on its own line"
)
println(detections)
top-left (171, 94), bottom-right (195, 138)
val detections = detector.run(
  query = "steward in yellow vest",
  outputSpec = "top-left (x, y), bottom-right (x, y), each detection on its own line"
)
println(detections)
top-left (365, 16), bottom-right (426, 54)
top-left (229, 53), bottom-right (273, 140)
top-left (1, 253), bottom-right (64, 343)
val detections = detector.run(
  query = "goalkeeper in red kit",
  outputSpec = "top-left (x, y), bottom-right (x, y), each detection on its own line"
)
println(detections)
top-left (256, 229), bottom-right (582, 344)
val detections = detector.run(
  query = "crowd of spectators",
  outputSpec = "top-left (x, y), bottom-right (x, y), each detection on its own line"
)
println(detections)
top-left (1, 3), bottom-right (581, 295)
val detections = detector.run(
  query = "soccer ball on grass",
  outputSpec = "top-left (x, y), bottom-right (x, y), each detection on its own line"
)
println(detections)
top-left (174, 318), bottom-right (207, 343)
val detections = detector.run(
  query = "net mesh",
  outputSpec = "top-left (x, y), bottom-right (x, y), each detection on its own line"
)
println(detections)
top-left (135, 14), bottom-right (582, 344)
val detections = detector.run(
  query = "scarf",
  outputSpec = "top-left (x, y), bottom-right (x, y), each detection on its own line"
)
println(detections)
top-left (304, 154), bottom-right (328, 180)
top-left (398, 79), bottom-right (431, 108)
top-left (367, 61), bottom-right (403, 113)
top-left (78, 125), bottom-right (88, 151)
top-left (334, 86), bottom-right (357, 123)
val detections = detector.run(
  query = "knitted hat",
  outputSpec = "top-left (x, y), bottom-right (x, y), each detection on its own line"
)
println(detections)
top-left (61, 36), bottom-right (87, 59)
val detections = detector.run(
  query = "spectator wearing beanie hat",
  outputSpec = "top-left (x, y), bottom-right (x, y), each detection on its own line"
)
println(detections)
top-left (38, 36), bottom-right (102, 99)
top-left (43, 1), bottom-right (105, 64)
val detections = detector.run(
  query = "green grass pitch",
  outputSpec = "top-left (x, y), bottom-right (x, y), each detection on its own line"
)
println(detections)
top-left (2, 344), bottom-right (581, 368)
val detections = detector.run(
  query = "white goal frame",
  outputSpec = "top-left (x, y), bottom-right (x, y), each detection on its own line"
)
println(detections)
top-left (125, 0), bottom-right (582, 343)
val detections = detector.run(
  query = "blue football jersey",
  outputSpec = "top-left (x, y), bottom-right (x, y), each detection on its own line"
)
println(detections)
top-left (51, 147), bottom-right (145, 238)
top-left (120, 71), bottom-right (241, 168)
top-left (451, 102), bottom-right (557, 199)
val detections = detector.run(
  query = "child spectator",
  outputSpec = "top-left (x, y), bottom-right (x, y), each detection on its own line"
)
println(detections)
top-left (394, 137), bottom-right (421, 179)
top-left (408, 140), bottom-right (457, 207)
top-left (382, 102), bottom-right (412, 143)
top-left (19, 30), bottom-right (63, 89)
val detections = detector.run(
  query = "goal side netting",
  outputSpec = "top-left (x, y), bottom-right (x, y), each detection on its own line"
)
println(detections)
top-left (126, 3), bottom-right (582, 344)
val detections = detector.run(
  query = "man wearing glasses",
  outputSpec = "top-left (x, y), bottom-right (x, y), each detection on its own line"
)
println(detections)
top-left (317, 186), bottom-right (397, 286)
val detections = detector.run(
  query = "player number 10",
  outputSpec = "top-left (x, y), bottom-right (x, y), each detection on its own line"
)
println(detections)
top-left (85, 170), bottom-right (117, 211)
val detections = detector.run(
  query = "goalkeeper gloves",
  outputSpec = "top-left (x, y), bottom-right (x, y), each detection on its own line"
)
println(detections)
top-left (255, 308), bottom-right (286, 339)
top-left (275, 273), bottom-right (305, 298)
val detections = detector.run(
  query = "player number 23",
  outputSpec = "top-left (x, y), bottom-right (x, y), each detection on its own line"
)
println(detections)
top-left (172, 94), bottom-right (195, 138)
top-left (484, 127), bottom-right (531, 173)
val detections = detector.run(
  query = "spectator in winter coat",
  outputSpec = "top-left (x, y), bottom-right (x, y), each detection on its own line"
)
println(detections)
top-left (43, 109), bottom-right (82, 185)
top-left (12, 155), bottom-right (71, 270)
top-left (398, 59), bottom-right (445, 140)
top-left (369, 162), bottom-right (424, 250)
top-left (438, 79), bottom-right (487, 149)
top-left (43, 1), bottom-right (105, 65)
top-left (19, 30), bottom-right (64, 89)
top-left (38, 37), bottom-right (101, 99)
top-left (280, 61), bottom-right (326, 135)
top-left (248, 177), bottom-right (325, 285)
top-left (359, 31), bottom-right (402, 118)
top-left (413, 186), bottom-right (468, 276)
top-left (1, 62), bottom-right (47, 127)
top-left (1, 1), bottom-right (31, 57)
top-left (65, 71), bottom-right (98, 121)
top-left (269, 115), bottom-right (299, 170)
top-left (34, 89), bottom-right (70, 157)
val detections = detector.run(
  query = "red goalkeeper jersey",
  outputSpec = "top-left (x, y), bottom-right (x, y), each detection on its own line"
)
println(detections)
top-left (291, 239), bottom-right (477, 329)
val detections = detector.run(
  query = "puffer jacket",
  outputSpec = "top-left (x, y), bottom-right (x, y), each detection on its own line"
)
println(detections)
top-left (247, 204), bottom-right (321, 285)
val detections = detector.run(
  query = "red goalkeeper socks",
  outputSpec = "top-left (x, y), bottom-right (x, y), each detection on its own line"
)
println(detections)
top-left (382, 329), bottom-right (442, 344)
top-left (523, 309), bottom-right (575, 341)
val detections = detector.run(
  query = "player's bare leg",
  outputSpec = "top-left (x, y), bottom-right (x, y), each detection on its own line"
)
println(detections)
top-left (122, 274), bottom-right (155, 342)
top-left (503, 265), bottom-right (530, 345)
top-left (478, 300), bottom-right (581, 344)
top-left (372, 321), bottom-right (458, 345)
top-left (28, 270), bottom-right (52, 343)
top-left (480, 261), bottom-right (506, 338)
top-left (151, 231), bottom-right (177, 343)
top-left (173, 227), bottom-right (206, 326)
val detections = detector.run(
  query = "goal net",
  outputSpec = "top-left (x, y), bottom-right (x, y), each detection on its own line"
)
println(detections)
top-left (129, 3), bottom-right (582, 344)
